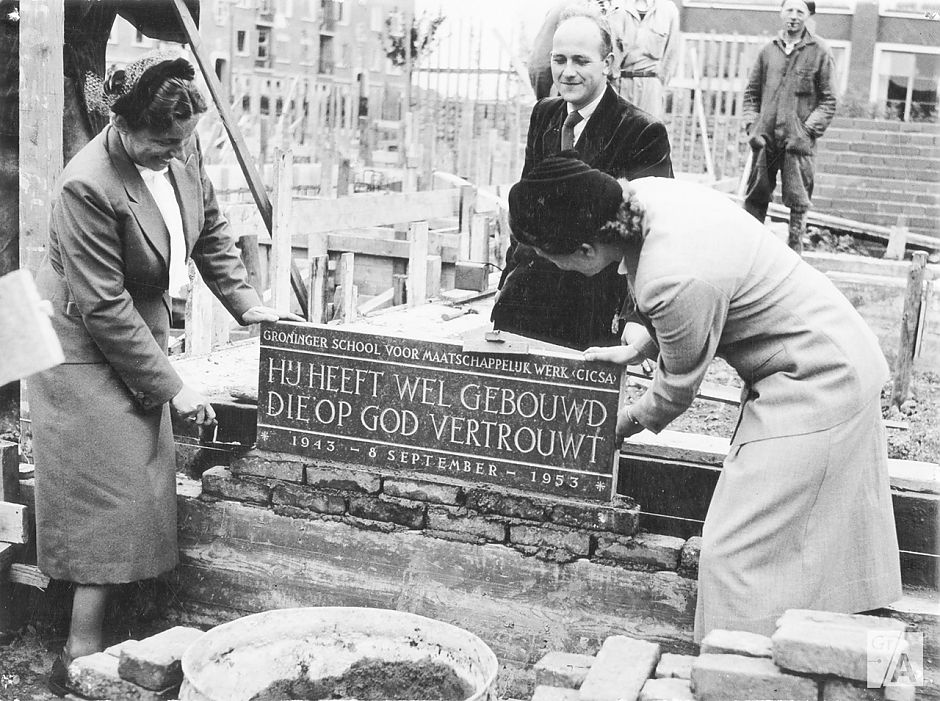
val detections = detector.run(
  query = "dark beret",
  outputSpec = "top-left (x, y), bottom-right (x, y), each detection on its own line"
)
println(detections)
top-left (508, 151), bottom-right (623, 254)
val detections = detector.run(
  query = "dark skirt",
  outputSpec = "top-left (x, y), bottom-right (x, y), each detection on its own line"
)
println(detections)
top-left (30, 361), bottom-right (178, 584)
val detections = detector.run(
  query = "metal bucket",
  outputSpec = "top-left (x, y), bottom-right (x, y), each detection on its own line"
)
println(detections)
top-left (179, 607), bottom-right (499, 701)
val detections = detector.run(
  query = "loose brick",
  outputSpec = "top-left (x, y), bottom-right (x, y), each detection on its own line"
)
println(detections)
top-left (533, 651), bottom-right (595, 688)
top-left (348, 495), bottom-right (425, 528)
top-left (201, 466), bottom-right (271, 505)
top-left (655, 653), bottom-right (694, 680)
top-left (531, 686), bottom-right (580, 701)
top-left (68, 652), bottom-right (162, 700)
top-left (822, 678), bottom-right (916, 701)
top-left (772, 609), bottom-right (907, 682)
top-left (509, 524), bottom-right (590, 562)
top-left (700, 629), bottom-right (773, 658)
top-left (594, 532), bottom-right (683, 571)
top-left (382, 477), bottom-right (461, 505)
top-left (118, 626), bottom-right (204, 690)
top-left (426, 505), bottom-right (506, 544)
top-left (678, 536), bottom-right (701, 578)
top-left (549, 496), bottom-right (639, 536)
top-left (639, 677), bottom-right (694, 701)
top-left (579, 635), bottom-right (661, 701)
top-left (272, 482), bottom-right (346, 515)
top-left (306, 465), bottom-right (381, 494)
top-left (691, 653), bottom-right (817, 701)
top-left (230, 450), bottom-right (305, 482)
top-left (464, 487), bottom-right (551, 520)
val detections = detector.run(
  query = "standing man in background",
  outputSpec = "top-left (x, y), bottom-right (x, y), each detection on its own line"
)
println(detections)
top-left (742, 0), bottom-right (837, 254)
top-left (608, 0), bottom-right (680, 118)
top-left (494, 4), bottom-right (673, 350)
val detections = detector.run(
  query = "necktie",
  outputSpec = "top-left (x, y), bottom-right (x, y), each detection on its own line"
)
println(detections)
top-left (561, 111), bottom-right (584, 150)
top-left (140, 168), bottom-right (189, 297)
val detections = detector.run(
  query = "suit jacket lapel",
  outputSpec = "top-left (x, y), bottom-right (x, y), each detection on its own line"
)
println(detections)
top-left (106, 126), bottom-right (171, 269)
top-left (169, 156), bottom-right (199, 255)
top-left (576, 85), bottom-right (620, 166)
top-left (540, 103), bottom-right (566, 157)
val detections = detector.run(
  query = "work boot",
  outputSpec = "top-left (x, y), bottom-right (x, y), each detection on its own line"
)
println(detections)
top-left (788, 209), bottom-right (806, 255)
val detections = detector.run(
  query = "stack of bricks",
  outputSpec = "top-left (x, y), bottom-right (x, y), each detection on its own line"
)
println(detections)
top-left (199, 452), bottom-right (703, 577)
top-left (531, 609), bottom-right (917, 701)
top-left (63, 626), bottom-right (203, 700)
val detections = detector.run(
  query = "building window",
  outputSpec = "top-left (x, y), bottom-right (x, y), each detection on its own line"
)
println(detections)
top-left (236, 30), bottom-right (249, 55)
top-left (319, 34), bottom-right (335, 74)
top-left (213, 0), bottom-right (228, 25)
top-left (873, 47), bottom-right (940, 121)
top-left (369, 5), bottom-right (383, 32)
top-left (276, 33), bottom-right (291, 63)
top-left (260, 95), bottom-right (271, 115)
top-left (336, 0), bottom-right (348, 25)
top-left (242, 94), bottom-right (251, 112)
top-left (257, 26), bottom-right (272, 67)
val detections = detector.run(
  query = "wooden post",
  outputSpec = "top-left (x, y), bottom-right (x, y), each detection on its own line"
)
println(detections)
top-left (393, 274), bottom-right (408, 306)
top-left (337, 157), bottom-right (351, 197)
top-left (307, 255), bottom-right (330, 324)
top-left (459, 185), bottom-right (476, 260)
top-left (469, 214), bottom-right (489, 264)
top-left (407, 221), bottom-right (429, 307)
top-left (885, 215), bottom-right (909, 261)
top-left (426, 255), bottom-right (442, 299)
top-left (19, 0), bottom-right (63, 276)
top-left (185, 262), bottom-right (214, 356)
top-left (271, 149), bottom-right (294, 314)
top-left (891, 251), bottom-right (928, 408)
top-left (339, 253), bottom-right (357, 323)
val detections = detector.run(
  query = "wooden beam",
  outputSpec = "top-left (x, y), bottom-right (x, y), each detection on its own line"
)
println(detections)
top-left (168, 0), bottom-right (308, 315)
top-left (226, 189), bottom-right (461, 238)
top-left (892, 252), bottom-right (928, 408)
top-left (307, 255), bottom-right (330, 324)
top-left (8, 563), bottom-right (50, 590)
top-left (339, 253), bottom-right (357, 324)
top-left (0, 503), bottom-right (27, 545)
top-left (18, 0), bottom-right (63, 275)
top-left (0, 269), bottom-right (64, 386)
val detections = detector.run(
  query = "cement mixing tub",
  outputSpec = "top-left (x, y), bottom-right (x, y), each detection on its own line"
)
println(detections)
top-left (179, 607), bottom-right (499, 701)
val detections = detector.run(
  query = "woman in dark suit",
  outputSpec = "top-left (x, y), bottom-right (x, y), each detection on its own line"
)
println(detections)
top-left (30, 55), bottom-right (298, 695)
top-left (508, 153), bottom-right (902, 641)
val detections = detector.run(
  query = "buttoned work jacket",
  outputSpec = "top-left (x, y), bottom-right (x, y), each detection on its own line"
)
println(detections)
top-left (743, 29), bottom-right (837, 152)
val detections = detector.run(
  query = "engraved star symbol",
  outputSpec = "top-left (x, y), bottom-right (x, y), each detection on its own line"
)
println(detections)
top-left (258, 429), bottom-right (270, 442)
top-left (7, 9), bottom-right (19, 22)
top-left (596, 481), bottom-right (606, 491)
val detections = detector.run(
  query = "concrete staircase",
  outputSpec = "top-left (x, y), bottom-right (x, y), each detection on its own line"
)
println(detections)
top-left (812, 118), bottom-right (940, 239)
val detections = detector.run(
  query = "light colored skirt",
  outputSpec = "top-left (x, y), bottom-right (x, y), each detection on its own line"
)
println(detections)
top-left (694, 395), bottom-right (902, 641)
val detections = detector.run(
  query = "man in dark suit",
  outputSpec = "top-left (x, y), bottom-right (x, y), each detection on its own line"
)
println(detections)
top-left (492, 3), bottom-right (673, 350)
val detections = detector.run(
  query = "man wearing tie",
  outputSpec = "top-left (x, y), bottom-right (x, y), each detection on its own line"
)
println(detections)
top-left (493, 4), bottom-right (673, 349)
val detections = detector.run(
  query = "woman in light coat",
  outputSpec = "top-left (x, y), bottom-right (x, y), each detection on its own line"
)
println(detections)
top-left (31, 56), bottom-right (298, 695)
top-left (507, 152), bottom-right (902, 640)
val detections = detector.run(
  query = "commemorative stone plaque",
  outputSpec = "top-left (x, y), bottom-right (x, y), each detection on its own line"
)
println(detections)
top-left (257, 322), bottom-right (622, 501)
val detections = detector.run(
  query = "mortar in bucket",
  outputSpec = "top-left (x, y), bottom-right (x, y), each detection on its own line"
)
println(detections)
top-left (179, 607), bottom-right (499, 701)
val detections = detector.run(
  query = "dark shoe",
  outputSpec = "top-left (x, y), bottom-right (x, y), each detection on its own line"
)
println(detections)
top-left (46, 651), bottom-right (71, 697)
top-left (47, 650), bottom-right (92, 698)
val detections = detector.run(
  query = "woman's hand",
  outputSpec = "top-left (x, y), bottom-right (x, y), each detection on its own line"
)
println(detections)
top-left (584, 344), bottom-right (646, 367)
top-left (172, 384), bottom-right (216, 426)
top-left (616, 406), bottom-right (646, 441)
top-left (242, 306), bottom-right (304, 324)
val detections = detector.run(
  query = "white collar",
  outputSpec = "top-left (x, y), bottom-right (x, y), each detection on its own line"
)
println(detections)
top-left (567, 87), bottom-right (606, 122)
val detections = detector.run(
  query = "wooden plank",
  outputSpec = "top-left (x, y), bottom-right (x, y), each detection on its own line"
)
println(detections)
top-left (469, 214), bottom-right (489, 265)
top-left (0, 542), bottom-right (14, 574)
top-left (226, 189), bottom-right (460, 238)
top-left (18, 0), bottom-right (63, 275)
top-left (185, 263), bottom-right (214, 356)
top-left (358, 287), bottom-right (395, 316)
top-left (0, 269), bottom-right (64, 386)
top-left (407, 221), bottom-right (429, 307)
top-left (426, 255), bottom-right (442, 300)
top-left (892, 252), bottom-right (928, 407)
top-left (804, 252), bottom-right (940, 282)
top-left (0, 503), bottom-right (27, 545)
top-left (885, 216), bottom-right (909, 261)
top-left (8, 563), bottom-right (50, 590)
top-left (1, 441), bottom-right (18, 505)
